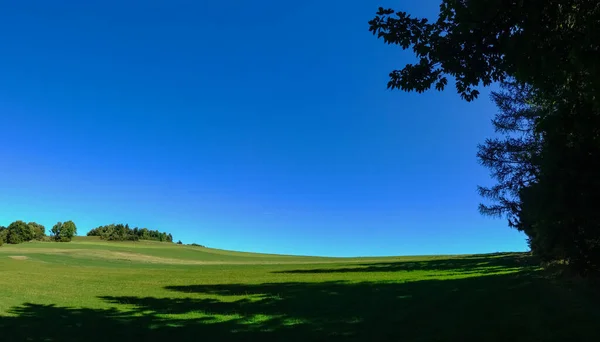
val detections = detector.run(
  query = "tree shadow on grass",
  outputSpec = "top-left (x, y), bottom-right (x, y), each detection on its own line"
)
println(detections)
top-left (272, 252), bottom-right (537, 274)
top-left (2, 259), bottom-right (600, 342)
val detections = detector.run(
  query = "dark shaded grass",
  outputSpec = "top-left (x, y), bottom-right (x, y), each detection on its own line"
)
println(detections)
top-left (272, 252), bottom-right (534, 274)
top-left (2, 254), bottom-right (599, 342)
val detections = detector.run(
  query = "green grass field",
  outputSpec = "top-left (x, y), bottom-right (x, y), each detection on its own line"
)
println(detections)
top-left (1, 237), bottom-right (599, 341)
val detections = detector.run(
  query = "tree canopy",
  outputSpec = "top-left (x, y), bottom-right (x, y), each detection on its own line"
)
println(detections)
top-left (370, 0), bottom-right (600, 274)
top-left (28, 222), bottom-right (46, 241)
top-left (87, 224), bottom-right (174, 242)
top-left (0, 221), bottom-right (48, 245)
top-left (368, 1), bottom-right (599, 103)
top-left (6, 220), bottom-right (34, 244)
top-left (51, 221), bottom-right (77, 242)
top-left (0, 226), bottom-right (6, 246)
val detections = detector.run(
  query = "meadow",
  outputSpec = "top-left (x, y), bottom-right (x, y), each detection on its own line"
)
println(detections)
top-left (1, 237), bottom-right (599, 342)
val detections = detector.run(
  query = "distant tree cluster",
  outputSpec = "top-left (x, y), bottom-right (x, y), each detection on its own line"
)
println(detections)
top-left (51, 221), bottom-right (78, 242)
top-left (87, 224), bottom-right (173, 242)
top-left (0, 220), bottom-right (76, 245)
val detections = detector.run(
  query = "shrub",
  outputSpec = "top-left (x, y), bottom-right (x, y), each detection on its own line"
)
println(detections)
top-left (39, 235), bottom-right (52, 242)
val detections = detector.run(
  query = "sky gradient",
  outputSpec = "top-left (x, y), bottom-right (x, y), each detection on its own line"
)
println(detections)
top-left (0, 0), bottom-right (528, 256)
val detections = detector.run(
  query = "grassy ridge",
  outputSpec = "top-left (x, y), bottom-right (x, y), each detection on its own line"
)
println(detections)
top-left (0, 236), bottom-right (452, 264)
top-left (1, 239), bottom-right (599, 341)
top-left (0, 237), bottom-right (327, 263)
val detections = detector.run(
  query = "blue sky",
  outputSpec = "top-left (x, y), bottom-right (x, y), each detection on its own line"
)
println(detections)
top-left (0, 0), bottom-right (527, 256)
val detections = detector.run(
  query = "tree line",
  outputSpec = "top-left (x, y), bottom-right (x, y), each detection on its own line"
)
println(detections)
top-left (0, 220), bottom-right (77, 245)
top-left (86, 224), bottom-right (174, 242)
top-left (369, 0), bottom-right (600, 274)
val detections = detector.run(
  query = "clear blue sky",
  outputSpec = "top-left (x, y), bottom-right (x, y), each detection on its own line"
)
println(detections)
top-left (0, 0), bottom-right (527, 256)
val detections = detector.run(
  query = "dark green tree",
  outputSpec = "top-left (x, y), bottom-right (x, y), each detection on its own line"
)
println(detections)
top-left (51, 222), bottom-right (63, 240)
top-left (369, 0), bottom-right (600, 273)
top-left (477, 83), bottom-right (541, 228)
top-left (476, 81), bottom-right (550, 255)
top-left (368, 1), bottom-right (599, 103)
top-left (27, 222), bottom-right (46, 240)
top-left (87, 224), bottom-right (172, 242)
top-left (61, 221), bottom-right (77, 241)
top-left (0, 226), bottom-right (6, 246)
top-left (51, 221), bottom-right (77, 242)
top-left (7, 220), bottom-right (33, 244)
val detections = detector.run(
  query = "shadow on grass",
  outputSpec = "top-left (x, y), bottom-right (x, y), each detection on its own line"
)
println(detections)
top-left (2, 255), bottom-right (599, 342)
top-left (272, 252), bottom-right (537, 274)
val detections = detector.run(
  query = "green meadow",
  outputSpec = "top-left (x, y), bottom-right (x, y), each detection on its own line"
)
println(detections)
top-left (1, 237), bottom-right (599, 342)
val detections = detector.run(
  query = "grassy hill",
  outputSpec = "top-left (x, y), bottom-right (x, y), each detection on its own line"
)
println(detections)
top-left (0, 236), bottom-right (457, 265)
top-left (1, 238), bottom-right (599, 342)
top-left (0, 236), bottom-right (333, 264)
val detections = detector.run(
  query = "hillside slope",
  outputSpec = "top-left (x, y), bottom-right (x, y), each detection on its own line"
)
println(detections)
top-left (0, 236), bottom-right (468, 267)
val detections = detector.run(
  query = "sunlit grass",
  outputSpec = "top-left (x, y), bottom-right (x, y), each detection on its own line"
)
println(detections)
top-left (1, 238), bottom-right (598, 341)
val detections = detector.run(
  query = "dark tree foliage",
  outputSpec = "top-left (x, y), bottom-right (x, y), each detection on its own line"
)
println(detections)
top-left (370, 0), bottom-right (600, 273)
top-left (526, 101), bottom-right (600, 272)
top-left (0, 226), bottom-right (6, 246)
top-left (28, 222), bottom-right (46, 240)
top-left (87, 224), bottom-right (174, 242)
top-left (477, 82), bottom-right (542, 232)
top-left (0, 221), bottom-right (61, 244)
top-left (368, 1), bottom-right (600, 102)
top-left (7, 220), bottom-right (33, 244)
top-left (51, 221), bottom-right (77, 242)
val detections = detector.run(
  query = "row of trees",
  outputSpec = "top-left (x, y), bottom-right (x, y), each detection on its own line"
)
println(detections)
top-left (0, 220), bottom-right (77, 245)
top-left (87, 224), bottom-right (173, 242)
top-left (369, 0), bottom-right (600, 274)
top-left (0, 220), bottom-right (176, 246)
